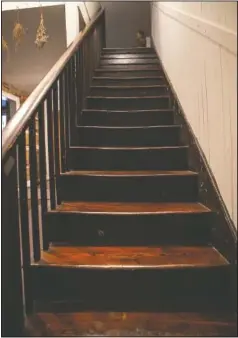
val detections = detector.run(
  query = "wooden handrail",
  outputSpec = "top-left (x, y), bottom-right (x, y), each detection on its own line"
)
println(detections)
top-left (2, 8), bottom-right (104, 159)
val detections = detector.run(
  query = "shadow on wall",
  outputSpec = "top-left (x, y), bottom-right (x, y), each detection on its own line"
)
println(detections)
top-left (102, 1), bottom-right (151, 48)
top-left (2, 5), bottom-right (67, 94)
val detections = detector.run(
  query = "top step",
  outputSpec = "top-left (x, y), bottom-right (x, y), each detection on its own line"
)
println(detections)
top-left (102, 47), bottom-right (155, 54)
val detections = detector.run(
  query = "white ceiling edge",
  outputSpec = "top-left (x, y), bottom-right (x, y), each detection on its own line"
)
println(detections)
top-left (1, 2), bottom-right (80, 11)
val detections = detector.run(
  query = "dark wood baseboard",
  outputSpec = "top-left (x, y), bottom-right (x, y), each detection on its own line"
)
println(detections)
top-left (152, 39), bottom-right (237, 264)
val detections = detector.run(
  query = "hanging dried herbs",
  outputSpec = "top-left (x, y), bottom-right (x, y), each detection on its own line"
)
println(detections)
top-left (2, 36), bottom-right (9, 61)
top-left (13, 7), bottom-right (25, 51)
top-left (35, 7), bottom-right (49, 49)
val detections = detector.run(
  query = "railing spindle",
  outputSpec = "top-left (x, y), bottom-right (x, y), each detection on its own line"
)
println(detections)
top-left (38, 102), bottom-right (48, 250)
top-left (59, 73), bottom-right (67, 172)
top-left (53, 82), bottom-right (61, 204)
top-left (18, 132), bottom-right (33, 314)
top-left (29, 117), bottom-right (41, 261)
top-left (46, 90), bottom-right (56, 209)
top-left (64, 64), bottom-right (71, 154)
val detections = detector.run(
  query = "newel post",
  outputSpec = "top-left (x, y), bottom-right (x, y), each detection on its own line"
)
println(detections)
top-left (2, 148), bottom-right (25, 337)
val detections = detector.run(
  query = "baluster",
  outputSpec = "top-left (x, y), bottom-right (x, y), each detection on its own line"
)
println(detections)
top-left (53, 82), bottom-right (61, 204)
top-left (18, 132), bottom-right (33, 314)
top-left (46, 90), bottom-right (56, 209)
top-left (64, 65), bottom-right (70, 166)
top-left (2, 147), bottom-right (24, 336)
top-left (29, 116), bottom-right (41, 261)
top-left (38, 102), bottom-right (48, 250)
top-left (59, 73), bottom-right (66, 172)
top-left (76, 48), bottom-right (81, 126)
top-left (68, 58), bottom-right (76, 144)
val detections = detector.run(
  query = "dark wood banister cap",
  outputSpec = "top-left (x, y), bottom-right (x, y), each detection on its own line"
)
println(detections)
top-left (2, 8), bottom-right (104, 160)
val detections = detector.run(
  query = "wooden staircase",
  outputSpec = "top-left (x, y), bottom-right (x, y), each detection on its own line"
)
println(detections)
top-left (26, 47), bottom-right (236, 336)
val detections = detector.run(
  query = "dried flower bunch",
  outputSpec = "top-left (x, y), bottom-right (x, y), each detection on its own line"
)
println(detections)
top-left (2, 36), bottom-right (9, 61)
top-left (35, 9), bottom-right (49, 49)
top-left (2, 36), bottom-right (8, 52)
top-left (13, 8), bottom-right (25, 51)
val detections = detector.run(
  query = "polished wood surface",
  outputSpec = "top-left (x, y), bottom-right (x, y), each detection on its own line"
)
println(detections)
top-left (26, 311), bottom-right (237, 336)
top-left (38, 245), bottom-right (228, 268)
top-left (54, 201), bottom-right (211, 214)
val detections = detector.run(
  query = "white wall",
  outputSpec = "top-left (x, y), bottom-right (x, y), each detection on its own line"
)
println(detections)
top-left (151, 2), bottom-right (237, 227)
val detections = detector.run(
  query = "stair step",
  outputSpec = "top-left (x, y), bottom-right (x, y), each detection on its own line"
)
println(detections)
top-left (102, 47), bottom-right (155, 54)
top-left (69, 146), bottom-right (189, 171)
top-left (100, 59), bottom-right (159, 66)
top-left (76, 125), bottom-right (180, 147)
top-left (26, 311), bottom-right (237, 337)
top-left (37, 245), bottom-right (228, 268)
top-left (46, 202), bottom-right (213, 245)
top-left (92, 76), bottom-right (165, 86)
top-left (98, 64), bottom-right (161, 70)
top-left (86, 96), bottom-right (170, 110)
top-left (59, 170), bottom-right (198, 202)
top-left (90, 85), bottom-right (168, 96)
top-left (31, 246), bottom-right (232, 310)
top-left (101, 53), bottom-right (157, 59)
top-left (79, 109), bottom-right (174, 126)
top-left (94, 68), bottom-right (163, 77)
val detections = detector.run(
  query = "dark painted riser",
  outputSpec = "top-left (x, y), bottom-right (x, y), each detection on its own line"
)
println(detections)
top-left (102, 48), bottom-right (155, 54)
top-left (69, 147), bottom-right (189, 171)
top-left (92, 76), bottom-right (166, 86)
top-left (86, 97), bottom-right (170, 110)
top-left (90, 85), bottom-right (168, 97)
top-left (79, 110), bottom-right (174, 126)
top-left (94, 69), bottom-right (163, 77)
top-left (46, 212), bottom-right (213, 245)
top-left (31, 265), bottom-right (232, 311)
top-left (59, 174), bottom-right (198, 202)
top-left (101, 54), bottom-right (157, 59)
top-left (100, 59), bottom-right (159, 65)
top-left (98, 64), bottom-right (161, 70)
top-left (75, 126), bottom-right (180, 147)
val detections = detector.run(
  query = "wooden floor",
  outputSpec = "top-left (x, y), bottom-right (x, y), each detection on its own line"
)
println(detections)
top-left (26, 312), bottom-right (237, 336)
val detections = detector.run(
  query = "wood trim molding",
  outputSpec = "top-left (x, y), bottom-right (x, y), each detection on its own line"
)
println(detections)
top-left (156, 3), bottom-right (237, 55)
top-left (152, 38), bottom-right (237, 264)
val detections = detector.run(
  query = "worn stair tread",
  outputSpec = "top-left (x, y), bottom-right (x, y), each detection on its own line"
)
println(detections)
top-left (82, 108), bottom-right (172, 113)
top-left (70, 145), bottom-right (188, 150)
top-left (87, 95), bottom-right (169, 99)
top-left (77, 125), bottom-right (179, 129)
top-left (26, 311), bottom-right (237, 337)
top-left (90, 85), bottom-right (166, 89)
top-left (95, 68), bottom-right (161, 72)
top-left (61, 170), bottom-right (197, 177)
top-left (101, 53), bottom-right (157, 58)
top-left (34, 246), bottom-right (228, 268)
top-left (51, 201), bottom-right (211, 214)
top-left (92, 76), bottom-right (164, 80)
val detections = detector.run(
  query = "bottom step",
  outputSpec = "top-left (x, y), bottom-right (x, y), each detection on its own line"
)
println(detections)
top-left (26, 311), bottom-right (237, 336)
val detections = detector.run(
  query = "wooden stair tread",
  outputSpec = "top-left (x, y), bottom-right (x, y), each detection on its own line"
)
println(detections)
top-left (87, 95), bottom-right (169, 99)
top-left (61, 170), bottom-right (197, 177)
top-left (71, 145), bottom-right (188, 150)
top-left (53, 201), bottom-right (211, 214)
top-left (78, 125), bottom-right (178, 129)
top-left (93, 76), bottom-right (164, 80)
top-left (90, 85), bottom-right (166, 89)
top-left (36, 246), bottom-right (228, 268)
top-left (26, 311), bottom-right (237, 337)
top-left (82, 108), bottom-right (172, 113)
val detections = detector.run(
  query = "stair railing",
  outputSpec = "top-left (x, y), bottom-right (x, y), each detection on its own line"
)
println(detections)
top-left (1, 8), bottom-right (105, 337)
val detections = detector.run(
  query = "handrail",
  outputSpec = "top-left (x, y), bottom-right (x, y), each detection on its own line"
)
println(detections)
top-left (2, 7), bottom-right (104, 159)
